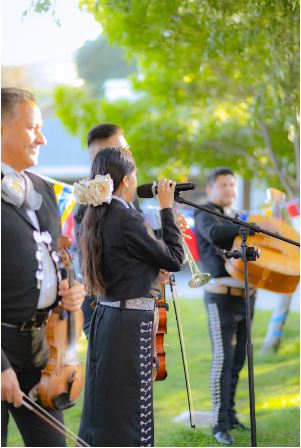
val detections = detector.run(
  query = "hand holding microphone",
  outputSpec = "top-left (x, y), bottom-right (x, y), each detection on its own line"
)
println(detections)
top-left (157, 179), bottom-right (176, 209)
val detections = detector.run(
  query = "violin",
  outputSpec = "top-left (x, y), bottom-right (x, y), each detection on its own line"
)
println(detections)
top-left (38, 236), bottom-right (84, 410)
top-left (152, 280), bottom-right (168, 381)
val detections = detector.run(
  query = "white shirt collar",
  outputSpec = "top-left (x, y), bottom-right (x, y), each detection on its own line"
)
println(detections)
top-left (1, 162), bottom-right (42, 210)
top-left (111, 195), bottom-right (129, 208)
top-left (1, 162), bottom-right (30, 182)
top-left (1, 162), bottom-right (18, 176)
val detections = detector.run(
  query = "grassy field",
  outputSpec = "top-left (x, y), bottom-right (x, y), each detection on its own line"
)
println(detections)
top-left (7, 299), bottom-right (300, 447)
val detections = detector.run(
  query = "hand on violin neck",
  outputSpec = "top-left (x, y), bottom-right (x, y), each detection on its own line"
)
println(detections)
top-left (174, 210), bottom-right (189, 234)
top-left (1, 368), bottom-right (24, 407)
top-left (159, 269), bottom-right (171, 284)
top-left (58, 279), bottom-right (86, 312)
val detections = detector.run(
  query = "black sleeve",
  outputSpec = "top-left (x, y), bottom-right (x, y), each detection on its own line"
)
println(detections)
top-left (195, 210), bottom-right (239, 248)
top-left (122, 208), bottom-right (184, 272)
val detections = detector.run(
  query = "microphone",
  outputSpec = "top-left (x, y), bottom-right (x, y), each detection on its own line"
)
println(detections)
top-left (137, 182), bottom-right (196, 198)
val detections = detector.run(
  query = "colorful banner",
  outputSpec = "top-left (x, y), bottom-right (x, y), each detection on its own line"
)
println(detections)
top-left (34, 173), bottom-right (76, 241)
top-left (240, 198), bottom-right (300, 219)
top-left (52, 182), bottom-right (76, 228)
top-left (62, 212), bottom-right (76, 244)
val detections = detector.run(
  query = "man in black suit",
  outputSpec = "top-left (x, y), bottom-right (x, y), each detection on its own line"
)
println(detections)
top-left (194, 168), bottom-right (276, 445)
top-left (74, 123), bottom-right (136, 234)
top-left (1, 87), bottom-right (85, 446)
top-left (87, 123), bottom-right (129, 159)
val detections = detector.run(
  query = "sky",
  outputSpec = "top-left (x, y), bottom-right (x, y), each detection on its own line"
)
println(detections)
top-left (1, 0), bottom-right (102, 66)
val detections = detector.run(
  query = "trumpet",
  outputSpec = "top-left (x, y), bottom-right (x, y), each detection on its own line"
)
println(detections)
top-left (182, 237), bottom-right (211, 287)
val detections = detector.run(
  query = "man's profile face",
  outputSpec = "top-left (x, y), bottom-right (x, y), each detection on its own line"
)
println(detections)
top-left (206, 174), bottom-right (237, 208)
top-left (1, 100), bottom-right (47, 172)
top-left (88, 132), bottom-right (129, 159)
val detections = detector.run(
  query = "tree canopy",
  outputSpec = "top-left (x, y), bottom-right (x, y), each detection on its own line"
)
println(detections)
top-left (76, 35), bottom-right (137, 96)
top-left (29, 0), bottom-right (300, 195)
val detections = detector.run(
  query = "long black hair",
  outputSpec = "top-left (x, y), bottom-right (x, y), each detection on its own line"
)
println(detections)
top-left (80, 147), bottom-right (136, 296)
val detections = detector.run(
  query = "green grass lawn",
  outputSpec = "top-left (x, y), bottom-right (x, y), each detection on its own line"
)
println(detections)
top-left (7, 299), bottom-right (300, 447)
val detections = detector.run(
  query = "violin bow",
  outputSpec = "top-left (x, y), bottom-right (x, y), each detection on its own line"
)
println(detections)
top-left (169, 274), bottom-right (196, 429)
top-left (22, 394), bottom-right (89, 447)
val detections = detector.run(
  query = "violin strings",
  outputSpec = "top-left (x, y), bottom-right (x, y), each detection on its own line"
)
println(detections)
top-left (22, 395), bottom-right (89, 447)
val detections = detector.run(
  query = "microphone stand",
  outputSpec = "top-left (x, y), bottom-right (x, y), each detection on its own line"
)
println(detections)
top-left (174, 193), bottom-right (300, 447)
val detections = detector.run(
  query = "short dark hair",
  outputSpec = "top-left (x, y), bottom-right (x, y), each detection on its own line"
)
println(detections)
top-left (1, 87), bottom-right (36, 121)
top-left (206, 167), bottom-right (235, 186)
top-left (87, 124), bottom-right (122, 146)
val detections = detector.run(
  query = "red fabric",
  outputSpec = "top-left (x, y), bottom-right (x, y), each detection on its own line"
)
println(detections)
top-left (63, 212), bottom-right (75, 243)
top-left (184, 227), bottom-right (200, 261)
top-left (287, 202), bottom-right (299, 217)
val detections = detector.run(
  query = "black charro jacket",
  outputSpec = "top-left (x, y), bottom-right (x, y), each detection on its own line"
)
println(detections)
top-left (1, 172), bottom-right (61, 322)
top-left (194, 202), bottom-right (241, 278)
top-left (1, 172), bottom-right (61, 371)
top-left (101, 199), bottom-right (184, 300)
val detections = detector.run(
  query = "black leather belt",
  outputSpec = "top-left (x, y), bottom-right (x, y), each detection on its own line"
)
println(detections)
top-left (1, 310), bottom-right (50, 332)
top-left (99, 297), bottom-right (156, 311)
top-left (205, 284), bottom-right (256, 297)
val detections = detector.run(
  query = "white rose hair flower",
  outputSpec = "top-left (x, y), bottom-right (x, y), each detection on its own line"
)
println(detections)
top-left (73, 174), bottom-right (114, 207)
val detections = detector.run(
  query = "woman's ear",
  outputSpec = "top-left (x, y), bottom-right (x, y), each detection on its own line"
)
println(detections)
top-left (122, 175), bottom-right (129, 189)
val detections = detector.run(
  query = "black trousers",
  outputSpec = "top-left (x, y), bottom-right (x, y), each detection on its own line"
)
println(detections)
top-left (1, 327), bottom-right (66, 447)
top-left (79, 303), bottom-right (154, 447)
top-left (204, 291), bottom-right (256, 434)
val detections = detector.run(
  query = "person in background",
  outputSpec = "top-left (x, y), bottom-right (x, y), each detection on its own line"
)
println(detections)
top-left (74, 123), bottom-right (141, 337)
top-left (195, 168), bottom-right (254, 445)
top-left (1, 87), bottom-right (85, 447)
top-left (194, 167), bottom-right (276, 445)
top-left (76, 147), bottom-right (184, 446)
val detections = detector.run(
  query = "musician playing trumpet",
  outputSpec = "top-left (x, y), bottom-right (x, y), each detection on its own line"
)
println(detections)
top-left (76, 147), bottom-right (184, 447)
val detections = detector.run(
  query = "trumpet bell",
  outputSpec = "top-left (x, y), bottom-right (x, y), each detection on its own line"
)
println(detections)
top-left (188, 273), bottom-right (211, 288)
top-left (181, 236), bottom-right (211, 288)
